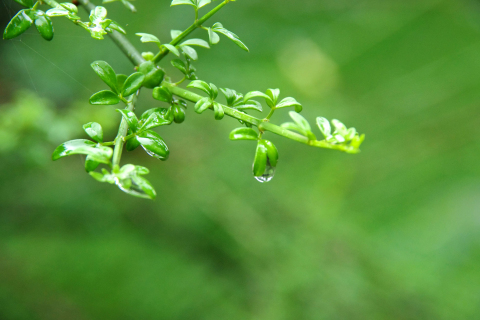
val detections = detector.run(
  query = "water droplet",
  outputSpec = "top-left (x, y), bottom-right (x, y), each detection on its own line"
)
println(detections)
top-left (254, 164), bottom-right (275, 183)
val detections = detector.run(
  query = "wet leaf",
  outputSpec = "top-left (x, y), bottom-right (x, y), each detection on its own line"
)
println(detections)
top-left (89, 90), bottom-right (120, 105)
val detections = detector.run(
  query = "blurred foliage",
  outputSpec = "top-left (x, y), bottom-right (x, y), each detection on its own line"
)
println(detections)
top-left (1, 0), bottom-right (480, 319)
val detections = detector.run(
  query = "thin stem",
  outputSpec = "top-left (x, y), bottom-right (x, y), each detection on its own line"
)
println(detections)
top-left (264, 108), bottom-right (276, 120)
top-left (112, 93), bottom-right (138, 170)
top-left (152, 0), bottom-right (232, 63)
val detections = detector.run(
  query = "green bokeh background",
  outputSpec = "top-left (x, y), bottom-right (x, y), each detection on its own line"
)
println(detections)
top-left (1, 0), bottom-right (480, 319)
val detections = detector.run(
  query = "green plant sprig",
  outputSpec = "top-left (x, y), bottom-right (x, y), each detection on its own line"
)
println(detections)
top-left (3, 0), bottom-right (365, 199)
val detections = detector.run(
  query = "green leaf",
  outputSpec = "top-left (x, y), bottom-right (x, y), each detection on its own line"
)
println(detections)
top-left (83, 122), bottom-right (103, 143)
top-left (152, 86), bottom-right (172, 103)
top-left (209, 83), bottom-right (218, 99)
top-left (122, 72), bottom-right (144, 97)
top-left (253, 142), bottom-right (267, 177)
top-left (280, 122), bottom-right (306, 136)
top-left (194, 97), bottom-right (212, 114)
top-left (187, 80), bottom-right (211, 95)
top-left (136, 33), bottom-right (161, 44)
top-left (93, 6), bottom-right (108, 20)
top-left (266, 88), bottom-right (280, 105)
top-left (350, 134), bottom-right (365, 149)
top-left (59, 3), bottom-right (78, 13)
top-left (91, 61), bottom-right (118, 92)
top-left (244, 91), bottom-right (272, 105)
top-left (211, 22), bottom-right (249, 52)
top-left (197, 0), bottom-right (211, 9)
top-left (137, 130), bottom-right (169, 160)
top-left (229, 128), bottom-right (258, 141)
top-left (85, 155), bottom-right (100, 173)
top-left (180, 39), bottom-right (210, 48)
top-left (138, 61), bottom-right (165, 89)
top-left (52, 139), bottom-right (113, 163)
top-left (107, 21), bottom-right (126, 35)
top-left (116, 74), bottom-right (128, 93)
top-left (289, 111), bottom-right (311, 133)
top-left (14, 0), bottom-right (34, 7)
top-left (289, 111), bottom-right (316, 140)
top-left (261, 140), bottom-right (278, 167)
top-left (163, 44), bottom-right (180, 56)
top-left (276, 97), bottom-right (302, 112)
top-left (171, 29), bottom-right (182, 39)
top-left (171, 0), bottom-right (195, 7)
top-left (140, 108), bottom-right (173, 130)
top-left (171, 59), bottom-right (187, 74)
top-left (213, 103), bottom-right (224, 120)
top-left (181, 45), bottom-right (198, 60)
top-left (46, 8), bottom-right (69, 17)
top-left (332, 119), bottom-right (348, 136)
top-left (3, 10), bottom-right (33, 40)
top-left (126, 136), bottom-right (140, 151)
top-left (316, 117), bottom-right (331, 138)
top-left (207, 28), bottom-right (220, 45)
top-left (116, 109), bottom-right (139, 132)
top-left (130, 175), bottom-right (156, 199)
top-left (89, 90), bottom-right (120, 105)
top-left (345, 127), bottom-right (357, 141)
top-left (237, 100), bottom-right (263, 112)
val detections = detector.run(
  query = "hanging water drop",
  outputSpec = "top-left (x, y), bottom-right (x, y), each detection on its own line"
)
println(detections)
top-left (254, 162), bottom-right (276, 183)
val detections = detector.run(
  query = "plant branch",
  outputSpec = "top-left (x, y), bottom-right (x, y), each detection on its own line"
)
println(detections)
top-left (76, 0), bottom-right (358, 154)
top-left (77, 0), bottom-right (146, 66)
top-left (163, 83), bottom-right (358, 153)
top-left (152, 0), bottom-right (232, 63)
top-left (112, 93), bottom-right (138, 170)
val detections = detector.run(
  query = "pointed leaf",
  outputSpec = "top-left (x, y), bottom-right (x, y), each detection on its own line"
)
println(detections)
top-left (211, 22), bottom-right (249, 52)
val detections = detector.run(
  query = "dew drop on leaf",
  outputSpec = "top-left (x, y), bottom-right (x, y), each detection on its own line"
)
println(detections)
top-left (254, 163), bottom-right (275, 183)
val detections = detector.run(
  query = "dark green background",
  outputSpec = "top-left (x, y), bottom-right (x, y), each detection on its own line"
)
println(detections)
top-left (1, 0), bottom-right (479, 319)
